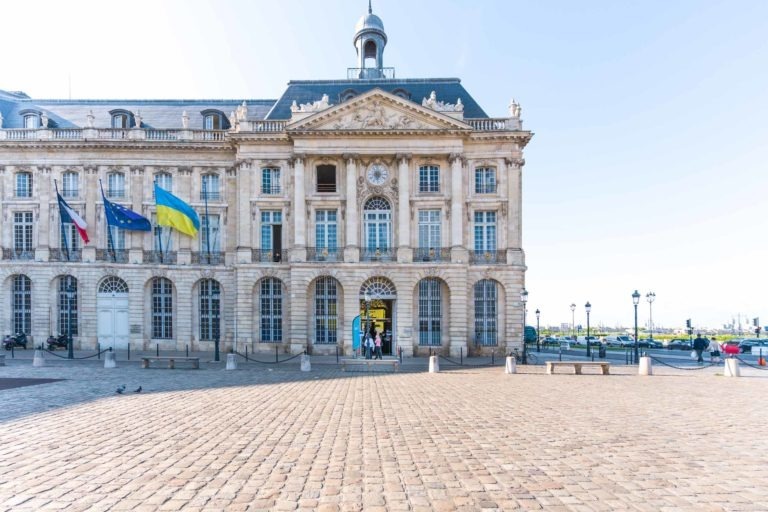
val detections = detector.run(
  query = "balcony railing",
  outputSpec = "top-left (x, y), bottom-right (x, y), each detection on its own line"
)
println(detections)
top-left (253, 249), bottom-right (286, 263)
top-left (49, 249), bottom-right (82, 262)
top-left (106, 189), bottom-right (126, 199)
top-left (191, 130), bottom-right (226, 141)
top-left (5, 129), bottom-right (37, 140)
top-left (98, 128), bottom-right (130, 139)
top-left (2, 248), bottom-right (34, 260)
top-left (96, 249), bottom-right (129, 263)
top-left (414, 247), bottom-right (451, 262)
top-left (51, 128), bottom-right (83, 140)
top-left (347, 67), bottom-right (396, 79)
top-left (251, 120), bottom-right (287, 132)
top-left (469, 250), bottom-right (506, 264)
top-left (143, 250), bottom-right (178, 264)
top-left (200, 191), bottom-right (221, 201)
top-left (316, 183), bottom-right (337, 193)
top-left (192, 251), bottom-right (223, 265)
top-left (466, 118), bottom-right (519, 131)
top-left (307, 247), bottom-right (340, 262)
top-left (146, 130), bottom-right (180, 141)
top-left (361, 247), bottom-right (395, 262)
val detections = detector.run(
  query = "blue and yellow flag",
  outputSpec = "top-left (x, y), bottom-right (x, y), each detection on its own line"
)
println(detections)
top-left (154, 184), bottom-right (200, 237)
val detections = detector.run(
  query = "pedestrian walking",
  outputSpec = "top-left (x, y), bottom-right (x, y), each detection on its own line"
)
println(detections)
top-left (708, 337), bottom-right (721, 363)
top-left (365, 333), bottom-right (374, 359)
top-left (693, 333), bottom-right (707, 363)
top-left (374, 332), bottom-right (383, 359)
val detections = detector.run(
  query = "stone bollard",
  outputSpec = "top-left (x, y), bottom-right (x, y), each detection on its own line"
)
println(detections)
top-left (505, 356), bottom-right (516, 374)
top-left (226, 353), bottom-right (237, 370)
top-left (0, 354), bottom-right (5, 367)
top-left (638, 356), bottom-right (653, 376)
top-left (300, 354), bottom-right (311, 372)
top-left (429, 355), bottom-right (439, 373)
top-left (724, 358), bottom-right (740, 377)
top-left (104, 351), bottom-right (117, 369)
top-left (32, 349), bottom-right (45, 367)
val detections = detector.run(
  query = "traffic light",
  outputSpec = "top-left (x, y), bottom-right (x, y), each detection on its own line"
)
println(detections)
top-left (754, 317), bottom-right (760, 327)
top-left (686, 319), bottom-right (691, 329)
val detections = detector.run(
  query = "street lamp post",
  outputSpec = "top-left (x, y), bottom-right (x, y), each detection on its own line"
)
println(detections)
top-left (66, 283), bottom-right (75, 360)
top-left (535, 308), bottom-right (541, 352)
top-left (364, 292), bottom-right (371, 357)
top-left (521, 289), bottom-right (528, 364)
top-left (570, 303), bottom-right (576, 341)
top-left (632, 290), bottom-right (640, 363)
top-left (212, 288), bottom-right (221, 362)
top-left (646, 292), bottom-right (656, 342)
top-left (585, 301), bottom-right (592, 357)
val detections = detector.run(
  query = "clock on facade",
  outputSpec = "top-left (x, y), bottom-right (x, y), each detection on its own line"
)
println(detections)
top-left (367, 164), bottom-right (389, 185)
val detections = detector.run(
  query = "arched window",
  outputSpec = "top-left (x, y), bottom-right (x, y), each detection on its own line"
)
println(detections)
top-left (362, 197), bottom-right (392, 260)
top-left (15, 172), bottom-right (32, 197)
top-left (12, 275), bottom-right (32, 335)
top-left (314, 277), bottom-right (338, 344)
top-left (107, 172), bottom-right (126, 198)
top-left (474, 280), bottom-right (498, 346)
top-left (201, 173), bottom-right (220, 200)
top-left (98, 276), bottom-right (129, 294)
top-left (339, 88), bottom-right (358, 102)
top-left (58, 276), bottom-right (78, 336)
top-left (418, 279), bottom-right (441, 346)
top-left (199, 279), bottom-right (221, 341)
top-left (23, 114), bottom-right (39, 129)
top-left (360, 276), bottom-right (396, 299)
top-left (62, 171), bottom-right (79, 198)
top-left (109, 110), bottom-right (134, 129)
top-left (152, 278), bottom-right (173, 339)
top-left (260, 278), bottom-right (283, 342)
top-left (201, 109), bottom-right (230, 130)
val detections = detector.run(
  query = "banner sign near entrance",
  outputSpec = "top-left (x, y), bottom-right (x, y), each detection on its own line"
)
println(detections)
top-left (352, 315), bottom-right (361, 351)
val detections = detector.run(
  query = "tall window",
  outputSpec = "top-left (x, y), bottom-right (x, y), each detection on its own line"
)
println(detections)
top-left (474, 280), bottom-right (498, 346)
top-left (62, 171), bottom-right (79, 198)
top-left (418, 210), bottom-right (441, 250)
top-left (418, 165), bottom-right (440, 193)
top-left (152, 277), bottom-right (173, 339)
top-left (473, 211), bottom-right (497, 252)
top-left (23, 114), bottom-right (39, 129)
top-left (314, 277), bottom-right (338, 344)
top-left (152, 213), bottom-right (173, 252)
top-left (154, 172), bottom-right (172, 195)
top-left (418, 279), bottom-right (442, 346)
top-left (475, 167), bottom-right (497, 194)
top-left (107, 225), bottom-right (126, 251)
top-left (58, 276), bottom-right (78, 336)
top-left (15, 172), bottom-right (32, 197)
top-left (363, 197), bottom-right (391, 250)
top-left (199, 279), bottom-right (221, 341)
top-left (201, 174), bottom-right (220, 200)
top-left (13, 212), bottom-right (33, 255)
top-left (260, 278), bottom-right (283, 342)
top-left (200, 214), bottom-right (221, 254)
top-left (60, 209), bottom-right (81, 252)
top-left (315, 210), bottom-right (337, 249)
top-left (107, 172), bottom-right (125, 198)
top-left (262, 167), bottom-right (281, 195)
top-left (261, 211), bottom-right (282, 250)
top-left (12, 275), bottom-right (32, 335)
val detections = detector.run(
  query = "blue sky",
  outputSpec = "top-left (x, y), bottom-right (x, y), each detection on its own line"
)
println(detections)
top-left (2, 0), bottom-right (766, 331)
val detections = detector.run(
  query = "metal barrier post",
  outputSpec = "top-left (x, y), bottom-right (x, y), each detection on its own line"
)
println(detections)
top-left (98, 343), bottom-right (101, 360)
top-left (186, 344), bottom-right (189, 357)
top-left (336, 345), bottom-right (339, 364)
top-left (275, 345), bottom-right (278, 363)
top-left (492, 351), bottom-right (495, 365)
top-left (127, 343), bottom-right (130, 361)
top-left (399, 346), bottom-right (403, 364)
top-left (460, 347), bottom-right (463, 365)
top-left (245, 345), bottom-right (248, 361)
top-left (156, 344), bottom-right (159, 357)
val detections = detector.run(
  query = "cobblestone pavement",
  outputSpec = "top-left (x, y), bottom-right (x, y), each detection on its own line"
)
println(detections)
top-left (0, 358), bottom-right (766, 511)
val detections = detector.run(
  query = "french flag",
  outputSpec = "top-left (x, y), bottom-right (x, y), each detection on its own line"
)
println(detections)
top-left (57, 192), bottom-right (89, 244)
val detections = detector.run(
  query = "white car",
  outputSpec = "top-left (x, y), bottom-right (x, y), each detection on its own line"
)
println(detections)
top-left (604, 335), bottom-right (634, 347)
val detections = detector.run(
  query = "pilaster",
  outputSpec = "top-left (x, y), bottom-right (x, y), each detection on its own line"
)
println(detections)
top-left (449, 153), bottom-right (467, 262)
top-left (38, 166), bottom-right (51, 251)
top-left (177, 167), bottom-right (193, 262)
top-left (507, 158), bottom-right (524, 250)
top-left (344, 154), bottom-right (359, 262)
top-left (396, 153), bottom-right (412, 263)
top-left (291, 155), bottom-right (307, 262)
top-left (235, 160), bottom-right (252, 263)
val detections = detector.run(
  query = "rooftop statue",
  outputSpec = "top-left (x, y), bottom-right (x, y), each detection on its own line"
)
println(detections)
top-left (509, 99), bottom-right (521, 118)
top-left (422, 91), bottom-right (463, 112)
top-left (236, 101), bottom-right (248, 121)
top-left (86, 110), bottom-right (95, 128)
top-left (181, 111), bottom-right (189, 129)
top-left (41, 112), bottom-right (48, 128)
top-left (291, 94), bottom-right (333, 113)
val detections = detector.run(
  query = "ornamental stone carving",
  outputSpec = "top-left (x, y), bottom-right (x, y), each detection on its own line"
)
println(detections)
top-left (330, 101), bottom-right (431, 130)
top-left (422, 91), bottom-right (464, 112)
top-left (181, 111), bottom-right (189, 129)
top-left (505, 157), bottom-right (525, 169)
top-left (509, 99), bottom-right (522, 118)
top-left (291, 94), bottom-right (332, 113)
top-left (86, 111), bottom-right (95, 128)
top-left (236, 101), bottom-right (248, 121)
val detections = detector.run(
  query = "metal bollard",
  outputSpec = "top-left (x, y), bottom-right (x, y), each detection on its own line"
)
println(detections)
top-left (127, 343), bottom-right (130, 361)
top-left (460, 347), bottom-right (463, 365)
top-left (186, 344), bottom-right (189, 357)
top-left (156, 344), bottom-right (159, 357)
top-left (245, 345), bottom-right (248, 361)
top-left (275, 345), bottom-right (279, 363)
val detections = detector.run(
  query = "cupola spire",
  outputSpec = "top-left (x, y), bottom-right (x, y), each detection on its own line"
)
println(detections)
top-left (353, 1), bottom-right (388, 79)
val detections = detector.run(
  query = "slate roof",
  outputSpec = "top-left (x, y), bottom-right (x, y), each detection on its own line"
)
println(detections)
top-left (266, 78), bottom-right (488, 120)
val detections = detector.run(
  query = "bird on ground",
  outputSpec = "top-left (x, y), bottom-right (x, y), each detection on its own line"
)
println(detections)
top-left (116, 384), bottom-right (126, 395)
top-left (134, 386), bottom-right (142, 393)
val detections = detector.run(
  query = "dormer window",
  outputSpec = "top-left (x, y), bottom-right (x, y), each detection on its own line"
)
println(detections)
top-left (391, 88), bottom-right (410, 100)
top-left (201, 110), bottom-right (230, 130)
top-left (19, 109), bottom-right (41, 129)
top-left (109, 110), bottom-right (134, 129)
top-left (339, 89), bottom-right (358, 102)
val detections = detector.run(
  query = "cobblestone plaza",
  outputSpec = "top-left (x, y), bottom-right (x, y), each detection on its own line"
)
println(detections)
top-left (0, 359), bottom-right (766, 511)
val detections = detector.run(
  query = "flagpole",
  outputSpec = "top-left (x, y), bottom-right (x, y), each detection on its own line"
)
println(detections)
top-left (154, 181), bottom-right (164, 264)
top-left (100, 179), bottom-right (117, 262)
top-left (55, 179), bottom-right (71, 262)
top-left (203, 178), bottom-right (211, 264)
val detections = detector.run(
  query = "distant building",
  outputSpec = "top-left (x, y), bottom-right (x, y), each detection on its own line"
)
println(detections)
top-left (0, 5), bottom-right (532, 357)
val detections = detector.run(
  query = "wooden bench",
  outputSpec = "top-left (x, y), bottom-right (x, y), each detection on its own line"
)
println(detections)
top-left (546, 361), bottom-right (610, 375)
top-left (340, 358), bottom-right (400, 372)
top-left (141, 356), bottom-right (200, 369)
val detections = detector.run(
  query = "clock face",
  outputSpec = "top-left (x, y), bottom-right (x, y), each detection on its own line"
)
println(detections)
top-left (367, 164), bottom-right (389, 185)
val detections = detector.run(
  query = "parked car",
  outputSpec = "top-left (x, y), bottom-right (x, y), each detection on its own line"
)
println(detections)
top-left (738, 338), bottom-right (768, 354)
top-left (604, 335), bottom-right (634, 347)
top-left (637, 338), bottom-right (662, 349)
top-left (576, 336), bottom-right (603, 346)
top-left (667, 338), bottom-right (692, 350)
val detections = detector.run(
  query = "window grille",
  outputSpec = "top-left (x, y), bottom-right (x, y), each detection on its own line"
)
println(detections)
top-left (418, 165), bottom-right (440, 193)
top-left (260, 278), bottom-right (283, 342)
top-left (314, 277), bottom-right (338, 344)
top-left (98, 277), bottom-right (129, 294)
top-left (58, 276), bottom-right (78, 336)
top-left (473, 211), bottom-right (497, 252)
top-left (199, 279), bottom-right (221, 341)
top-left (152, 277), bottom-right (173, 339)
top-left (418, 279), bottom-right (442, 346)
top-left (474, 167), bottom-right (497, 194)
top-left (12, 275), bottom-right (32, 335)
top-left (15, 173), bottom-right (32, 197)
top-left (261, 168), bottom-right (281, 195)
top-left (474, 280), bottom-right (498, 346)
top-left (359, 277), bottom-right (397, 299)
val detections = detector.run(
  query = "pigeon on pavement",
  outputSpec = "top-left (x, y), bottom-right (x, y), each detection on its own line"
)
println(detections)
top-left (116, 384), bottom-right (126, 395)
top-left (134, 386), bottom-right (142, 393)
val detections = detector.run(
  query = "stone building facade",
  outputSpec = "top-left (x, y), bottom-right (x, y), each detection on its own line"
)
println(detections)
top-left (0, 7), bottom-right (532, 357)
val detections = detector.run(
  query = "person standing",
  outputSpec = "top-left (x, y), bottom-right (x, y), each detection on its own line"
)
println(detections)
top-left (365, 332), bottom-right (374, 359)
top-left (693, 333), bottom-right (707, 363)
top-left (708, 337), bottom-right (721, 363)
top-left (374, 332), bottom-right (383, 359)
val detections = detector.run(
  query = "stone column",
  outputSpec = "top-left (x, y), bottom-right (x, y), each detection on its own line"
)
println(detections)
top-left (449, 273), bottom-right (468, 357)
top-left (507, 158), bottom-right (524, 265)
top-left (176, 167), bottom-right (192, 265)
top-left (82, 166), bottom-right (98, 263)
top-left (291, 155), bottom-right (306, 262)
top-left (129, 166), bottom-right (144, 263)
top-left (0, 166), bottom-right (4, 251)
top-left (449, 153), bottom-right (467, 262)
top-left (396, 153), bottom-right (412, 262)
top-left (37, 166), bottom-right (51, 261)
top-left (225, 166), bottom-right (238, 264)
top-left (343, 154), bottom-right (359, 262)
top-left (235, 160), bottom-right (252, 263)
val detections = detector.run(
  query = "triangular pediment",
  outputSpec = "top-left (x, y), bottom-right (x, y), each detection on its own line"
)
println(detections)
top-left (286, 89), bottom-right (472, 132)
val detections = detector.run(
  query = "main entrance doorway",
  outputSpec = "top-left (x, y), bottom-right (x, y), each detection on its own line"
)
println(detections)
top-left (97, 276), bottom-right (130, 350)
top-left (359, 277), bottom-right (397, 356)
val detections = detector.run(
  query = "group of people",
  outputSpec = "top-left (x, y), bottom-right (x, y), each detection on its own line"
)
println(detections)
top-left (693, 334), bottom-right (722, 363)
top-left (363, 330), bottom-right (383, 359)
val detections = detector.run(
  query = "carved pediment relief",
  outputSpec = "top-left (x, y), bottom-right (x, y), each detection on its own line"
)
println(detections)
top-left (287, 89), bottom-right (471, 132)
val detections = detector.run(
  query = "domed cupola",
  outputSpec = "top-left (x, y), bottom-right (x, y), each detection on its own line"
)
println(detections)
top-left (353, 1), bottom-right (388, 79)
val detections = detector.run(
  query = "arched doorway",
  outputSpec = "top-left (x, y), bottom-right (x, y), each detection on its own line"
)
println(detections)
top-left (97, 276), bottom-right (129, 350)
top-left (360, 277), bottom-right (397, 355)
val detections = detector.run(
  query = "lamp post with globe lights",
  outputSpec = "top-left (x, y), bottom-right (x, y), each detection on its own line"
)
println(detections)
top-left (570, 303), bottom-right (576, 341)
top-left (646, 292), bottom-right (656, 343)
top-left (535, 308), bottom-right (541, 352)
top-left (521, 289), bottom-right (528, 364)
top-left (632, 290), bottom-right (640, 363)
top-left (585, 302), bottom-right (592, 357)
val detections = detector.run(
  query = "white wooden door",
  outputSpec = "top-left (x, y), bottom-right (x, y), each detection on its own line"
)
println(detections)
top-left (97, 294), bottom-right (129, 350)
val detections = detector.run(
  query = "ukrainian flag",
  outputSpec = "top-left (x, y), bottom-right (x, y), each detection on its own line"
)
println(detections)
top-left (154, 183), bottom-right (200, 237)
